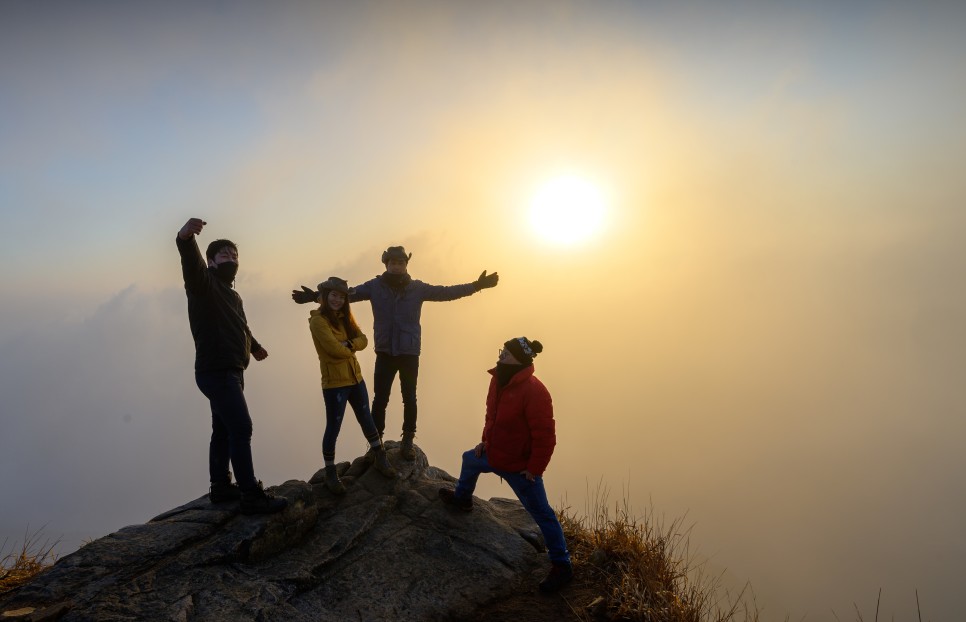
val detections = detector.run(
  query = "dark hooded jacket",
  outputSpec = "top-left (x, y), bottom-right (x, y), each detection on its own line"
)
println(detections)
top-left (177, 235), bottom-right (261, 372)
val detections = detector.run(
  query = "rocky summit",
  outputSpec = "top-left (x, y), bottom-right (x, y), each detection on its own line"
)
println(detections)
top-left (0, 442), bottom-right (549, 621)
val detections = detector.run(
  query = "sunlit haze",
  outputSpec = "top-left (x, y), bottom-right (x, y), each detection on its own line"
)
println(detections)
top-left (2, 2), bottom-right (965, 619)
top-left (528, 174), bottom-right (608, 245)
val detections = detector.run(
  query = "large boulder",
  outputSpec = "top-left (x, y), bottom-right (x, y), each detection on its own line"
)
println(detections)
top-left (0, 442), bottom-right (548, 621)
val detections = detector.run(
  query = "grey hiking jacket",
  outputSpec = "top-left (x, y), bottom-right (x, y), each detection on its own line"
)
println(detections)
top-left (350, 274), bottom-right (477, 356)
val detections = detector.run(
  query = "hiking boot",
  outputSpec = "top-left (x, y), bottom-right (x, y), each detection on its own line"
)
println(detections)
top-left (324, 464), bottom-right (346, 495)
top-left (438, 487), bottom-right (472, 512)
top-left (364, 435), bottom-right (383, 464)
top-left (239, 481), bottom-right (289, 515)
top-left (400, 432), bottom-right (416, 461)
top-left (372, 445), bottom-right (397, 479)
top-left (538, 561), bottom-right (574, 593)
top-left (209, 480), bottom-right (241, 504)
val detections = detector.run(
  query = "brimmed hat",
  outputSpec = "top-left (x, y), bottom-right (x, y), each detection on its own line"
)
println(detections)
top-left (381, 246), bottom-right (412, 264)
top-left (317, 276), bottom-right (353, 295)
top-left (503, 337), bottom-right (543, 366)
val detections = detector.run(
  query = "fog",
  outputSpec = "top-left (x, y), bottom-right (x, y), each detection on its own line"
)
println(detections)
top-left (4, 222), bottom-right (966, 618)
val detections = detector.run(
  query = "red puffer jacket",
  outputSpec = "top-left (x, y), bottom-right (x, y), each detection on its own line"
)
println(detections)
top-left (481, 365), bottom-right (556, 476)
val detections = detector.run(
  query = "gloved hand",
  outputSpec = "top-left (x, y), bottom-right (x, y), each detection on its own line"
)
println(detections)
top-left (291, 285), bottom-right (318, 304)
top-left (474, 270), bottom-right (499, 290)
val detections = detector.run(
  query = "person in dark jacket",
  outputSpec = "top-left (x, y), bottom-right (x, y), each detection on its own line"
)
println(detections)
top-left (177, 217), bottom-right (287, 515)
top-left (438, 337), bottom-right (572, 593)
top-left (292, 245), bottom-right (498, 460)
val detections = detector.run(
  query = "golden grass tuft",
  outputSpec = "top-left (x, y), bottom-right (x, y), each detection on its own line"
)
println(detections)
top-left (557, 482), bottom-right (758, 622)
top-left (0, 529), bottom-right (58, 595)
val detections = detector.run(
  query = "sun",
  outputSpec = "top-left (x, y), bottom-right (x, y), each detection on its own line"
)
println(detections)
top-left (527, 175), bottom-right (607, 245)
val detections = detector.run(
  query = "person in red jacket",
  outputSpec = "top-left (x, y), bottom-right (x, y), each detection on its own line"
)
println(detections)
top-left (438, 336), bottom-right (573, 593)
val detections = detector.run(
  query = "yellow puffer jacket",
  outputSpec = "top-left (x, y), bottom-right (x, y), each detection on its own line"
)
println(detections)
top-left (309, 309), bottom-right (369, 389)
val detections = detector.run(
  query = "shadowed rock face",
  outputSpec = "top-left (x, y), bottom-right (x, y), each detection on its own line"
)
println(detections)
top-left (0, 442), bottom-right (547, 621)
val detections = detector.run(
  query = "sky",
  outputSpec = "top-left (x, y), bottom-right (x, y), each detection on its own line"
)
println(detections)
top-left (2, 1), bottom-right (966, 618)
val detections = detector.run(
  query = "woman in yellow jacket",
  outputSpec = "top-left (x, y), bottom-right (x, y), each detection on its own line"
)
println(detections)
top-left (310, 277), bottom-right (396, 494)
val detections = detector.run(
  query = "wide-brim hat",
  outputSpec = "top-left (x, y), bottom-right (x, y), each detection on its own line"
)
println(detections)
top-left (317, 276), bottom-right (353, 295)
top-left (381, 246), bottom-right (412, 264)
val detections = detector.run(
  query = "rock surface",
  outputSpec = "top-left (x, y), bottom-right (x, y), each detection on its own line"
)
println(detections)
top-left (0, 443), bottom-right (548, 621)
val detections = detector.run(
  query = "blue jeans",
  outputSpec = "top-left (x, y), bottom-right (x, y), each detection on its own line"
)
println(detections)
top-left (371, 353), bottom-right (419, 436)
top-left (322, 380), bottom-right (381, 462)
top-left (454, 449), bottom-right (570, 564)
top-left (195, 370), bottom-right (258, 490)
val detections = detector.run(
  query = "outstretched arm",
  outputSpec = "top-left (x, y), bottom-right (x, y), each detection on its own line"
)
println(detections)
top-left (417, 270), bottom-right (499, 302)
top-left (474, 270), bottom-right (499, 290)
top-left (294, 279), bottom-right (373, 304)
top-left (291, 285), bottom-right (317, 304)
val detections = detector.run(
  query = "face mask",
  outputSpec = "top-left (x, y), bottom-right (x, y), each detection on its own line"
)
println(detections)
top-left (214, 261), bottom-right (238, 283)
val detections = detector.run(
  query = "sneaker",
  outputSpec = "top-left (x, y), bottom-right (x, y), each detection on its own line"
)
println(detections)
top-left (324, 464), bottom-right (346, 495)
top-left (239, 481), bottom-right (289, 515)
top-left (400, 433), bottom-right (416, 461)
top-left (372, 446), bottom-right (397, 479)
top-left (438, 488), bottom-right (473, 512)
top-left (209, 480), bottom-right (241, 503)
top-left (538, 561), bottom-right (573, 593)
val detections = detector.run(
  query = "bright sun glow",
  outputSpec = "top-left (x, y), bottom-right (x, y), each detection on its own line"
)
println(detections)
top-left (528, 175), bottom-right (607, 245)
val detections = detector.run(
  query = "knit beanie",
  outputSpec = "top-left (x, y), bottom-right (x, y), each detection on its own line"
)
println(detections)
top-left (503, 337), bottom-right (543, 367)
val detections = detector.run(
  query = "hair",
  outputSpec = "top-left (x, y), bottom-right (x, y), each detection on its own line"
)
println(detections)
top-left (319, 289), bottom-right (360, 339)
top-left (205, 239), bottom-right (238, 260)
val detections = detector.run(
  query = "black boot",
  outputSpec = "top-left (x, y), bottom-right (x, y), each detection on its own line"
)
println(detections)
top-left (372, 444), bottom-right (397, 478)
top-left (539, 561), bottom-right (573, 593)
top-left (209, 480), bottom-right (241, 504)
top-left (364, 434), bottom-right (384, 464)
top-left (239, 481), bottom-right (288, 515)
top-left (400, 432), bottom-right (416, 461)
top-left (438, 488), bottom-right (473, 512)
top-left (324, 464), bottom-right (346, 495)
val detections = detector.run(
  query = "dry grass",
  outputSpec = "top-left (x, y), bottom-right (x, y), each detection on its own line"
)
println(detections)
top-left (557, 482), bottom-right (758, 622)
top-left (0, 528), bottom-right (58, 595)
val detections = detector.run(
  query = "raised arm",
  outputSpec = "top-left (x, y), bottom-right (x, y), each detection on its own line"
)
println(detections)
top-left (175, 218), bottom-right (210, 295)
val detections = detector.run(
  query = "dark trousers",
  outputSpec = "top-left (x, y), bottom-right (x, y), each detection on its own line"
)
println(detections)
top-left (371, 352), bottom-right (419, 437)
top-left (321, 380), bottom-right (381, 462)
top-left (195, 370), bottom-right (258, 490)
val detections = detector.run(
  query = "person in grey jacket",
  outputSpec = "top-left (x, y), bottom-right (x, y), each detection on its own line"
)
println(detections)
top-left (292, 246), bottom-right (498, 459)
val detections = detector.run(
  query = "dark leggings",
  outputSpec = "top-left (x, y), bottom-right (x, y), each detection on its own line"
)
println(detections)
top-left (322, 380), bottom-right (380, 462)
